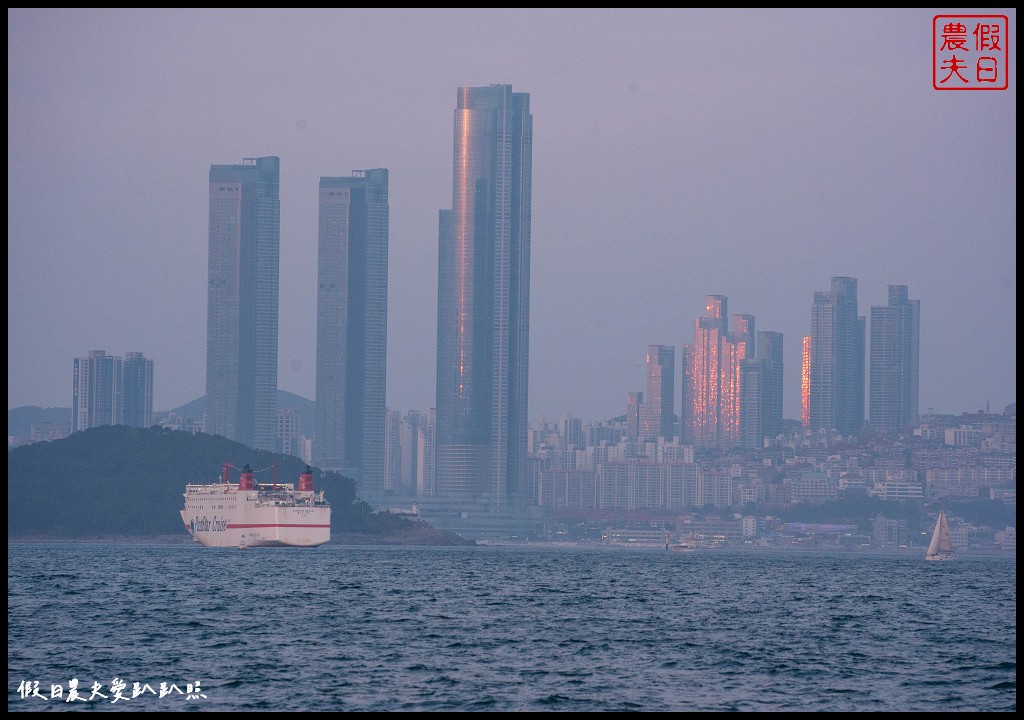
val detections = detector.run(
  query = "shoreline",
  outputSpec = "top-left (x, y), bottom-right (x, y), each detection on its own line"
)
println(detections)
top-left (6, 533), bottom-right (477, 547)
top-left (7, 535), bottom-right (1012, 557)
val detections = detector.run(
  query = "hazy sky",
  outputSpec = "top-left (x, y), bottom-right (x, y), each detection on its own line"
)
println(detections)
top-left (8, 9), bottom-right (1016, 424)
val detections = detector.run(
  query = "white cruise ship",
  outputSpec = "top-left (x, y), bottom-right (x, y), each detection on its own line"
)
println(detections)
top-left (181, 463), bottom-right (331, 548)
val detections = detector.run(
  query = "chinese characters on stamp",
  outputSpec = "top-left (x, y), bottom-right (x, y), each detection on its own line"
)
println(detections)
top-left (934, 15), bottom-right (1009, 90)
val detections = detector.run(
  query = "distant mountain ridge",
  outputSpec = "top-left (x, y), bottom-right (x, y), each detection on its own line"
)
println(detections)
top-left (7, 406), bottom-right (72, 440)
top-left (153, 390), bottom-right (315, 437)
top-left (8, 390), bottom-right (315, 440)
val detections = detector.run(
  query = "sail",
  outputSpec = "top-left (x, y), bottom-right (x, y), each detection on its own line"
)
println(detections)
top-left (927, 510), bottom-right (954, 556)
top-left (935, 512), bottom-right (954, 553)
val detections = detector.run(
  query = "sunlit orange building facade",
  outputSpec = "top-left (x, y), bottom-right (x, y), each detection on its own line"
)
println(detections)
top-left (691, 299), bottom-right (780, 450)
top-left (435, 85), bottom-right (532, 510)
top-left (722, 314), bottom-right (754, 448)
top-left (801, 335), bottom-right (812, 431)
top-left (692, 296), bottom-right (728, 448)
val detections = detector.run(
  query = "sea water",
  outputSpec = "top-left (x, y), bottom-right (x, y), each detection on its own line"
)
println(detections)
top-left (7, 543), bottom-right (1016, 712)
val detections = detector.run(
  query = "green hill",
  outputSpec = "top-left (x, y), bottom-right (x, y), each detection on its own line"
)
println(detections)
top-left (7, 425), bottom-right (473, 545)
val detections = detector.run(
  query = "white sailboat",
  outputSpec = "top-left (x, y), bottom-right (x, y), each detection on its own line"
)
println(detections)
top-left (925, 509), bottom-right (955, 561)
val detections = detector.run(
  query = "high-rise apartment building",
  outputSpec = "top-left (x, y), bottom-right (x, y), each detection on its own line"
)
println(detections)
top-left (641, 345), bottom-right (675, 441)
top-left (417, 408), bottom-right (436, 496)
top-left (732, 316), bottom-right (756, 346)
top-left (801, 335), bottom-right (812, 431)
top-left (122, 351), bottom-right (154, 428)
top-left (739, 357), bottom-right (765, 450)
top-left (678, 344), bottom-right (692, 444)
top-left (399, 411), bottom-right (421, 496)
top-left (206, 156), bottom-right (280, 450)
top-left (383, 409), bottom-right (402, 493)
top-left (808, 276), bottom-right (865, 436)
top-left (560, 412), bottom-right (583, 452)
top-left (276, 407), bottom-right (302, 458)
top-left (869, 285), bottom-right (919, 435)
top-left (435, 84), bottom-right (532, 510)
top-left (690, 299), bottom-right (768, 450)
top-left (72, 350), bottom-right (123, 431)
top-left (314, 170), bottom-right (389, 501)
top-left (692, 296), bottom-right (728, 448)
top-left (739, 330), bottom-right (783, 450)
top-left (721, 315), bottom-right (754, 448)
top-left (756, 331), bottom-right (784, 439)
top-left (626, 391), bottom-right (643, 439)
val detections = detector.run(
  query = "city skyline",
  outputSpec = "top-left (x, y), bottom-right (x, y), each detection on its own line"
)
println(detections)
top-left (8, 9), bottom-right (1016, 424)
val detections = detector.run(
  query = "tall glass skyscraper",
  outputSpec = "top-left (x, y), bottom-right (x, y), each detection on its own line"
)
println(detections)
top-left (315, 170), bottom-right (390, 501)
top-left (626, 391), bottom-right (644, 439)
top-left (435, 84), bottom-right (532, 510)
top-left (642, 345), bottom-right (676, 441)
top-left (722, 314), bottom-right (754, 448)
top-left (692, 296), bottom-right (727, 448)
top-left (739, 357), bottom-right (765, 450)
top-left (755, 330), bottom-right (784, 440)
top-left (691, 298), bottom-right (766, 450)
top-left (869, 285), bottom-right (919, 435)
top-left (809, 276), bottom-right (865, 436)
top-left (739, 330), bottom-right (783, 449)
top-left (206, 156), bottom-right (280, 450)
top-left (678, 344), bottom-right (692, 444)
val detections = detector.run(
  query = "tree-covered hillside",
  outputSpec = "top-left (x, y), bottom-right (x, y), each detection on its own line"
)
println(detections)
top-left (7, 425), bottom-right (473, 545)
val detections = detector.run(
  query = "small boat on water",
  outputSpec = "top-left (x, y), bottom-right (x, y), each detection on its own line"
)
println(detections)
top-left (925, 509), bottom-right (955, 561)
top-left (668, 536), bottom-right (700, 552)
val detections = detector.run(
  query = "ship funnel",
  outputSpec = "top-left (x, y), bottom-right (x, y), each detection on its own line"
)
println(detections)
top-left (238, 464), bottom-right (255, 491)
top-left (298, 465), bottom-right (314, 492)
